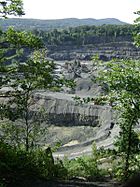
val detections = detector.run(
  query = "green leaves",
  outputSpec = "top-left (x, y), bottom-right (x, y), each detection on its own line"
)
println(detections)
top-left (0, 25), bottom-right (45, 151)
top-left (97, 58), bottom-right (140, 101)
top-left (133, 10), bottom-right (140, 47)
top-left (0, 20), bottom-right (75, 151)
top-left (134, 11), bottom-right (140, 24)
top-left (6, 27), bottom-right (43, 49)
top-left (95, 57), bottom-right (140, 180)
top-left (0, 0), bottom-right (24, 18)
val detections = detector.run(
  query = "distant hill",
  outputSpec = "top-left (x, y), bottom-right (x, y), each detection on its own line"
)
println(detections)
top-left (0, 18), bottom-right (128, 31)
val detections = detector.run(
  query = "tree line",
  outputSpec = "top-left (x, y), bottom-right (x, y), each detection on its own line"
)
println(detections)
top-left (33, 24), bottom-right (140, 46)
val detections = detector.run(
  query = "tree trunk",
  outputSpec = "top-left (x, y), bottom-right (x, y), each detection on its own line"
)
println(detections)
top-left (124, 119), bottom-right (133, 180)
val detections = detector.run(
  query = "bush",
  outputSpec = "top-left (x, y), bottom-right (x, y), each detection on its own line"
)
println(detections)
top-left (63, 143), bottom-right (111, 181)
top-left (0, 141), bottom-right (41, 185)
top-left (0, 141), bottom-right (67, 186)
top-left (63, 155), bottom-right (106, 181)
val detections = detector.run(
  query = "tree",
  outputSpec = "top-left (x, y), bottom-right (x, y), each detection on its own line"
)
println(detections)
top-left (0, 0), bottom-right (74, 151)
top-left (134, 10), bottom-right (140, 47)
top-left (0, 28), bottom-right (74, 152)
top-left (0, 26), bottom-right (43, 116)
top-left (0, 0), bottom-right (26, 119)
top-left (93, 11), bottom-right (140, 180)
top-left (6, 49), bottom-right (67, 151)
top-left (0, 27), bottom-right (73, 150)
top-left (95, 57), bottom-right (140, 180)
top-left (0, 0), bottom-right (24, 18)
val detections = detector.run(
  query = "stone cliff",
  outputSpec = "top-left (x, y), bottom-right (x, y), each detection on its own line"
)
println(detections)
top-left (47, 42), bottom-right (140, 61)
top-left (32, 91), bottom-right (119, 157)
top-left (33, 91), bottom-right (112, 127)
top-left (0, 60), bottom-right (119, 155)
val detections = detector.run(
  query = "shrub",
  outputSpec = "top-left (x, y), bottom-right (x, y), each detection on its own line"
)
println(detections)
top-left (0, 141), bottom-right (67, 186)
top-left (63, 155), bottom-right (106, 181)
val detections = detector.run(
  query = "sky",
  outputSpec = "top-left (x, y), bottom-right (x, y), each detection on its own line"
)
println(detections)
top-left (22, 0), bottom-right (140, 24)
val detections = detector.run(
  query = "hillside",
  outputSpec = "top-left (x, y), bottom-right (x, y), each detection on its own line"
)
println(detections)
top-left (0, 17), bottom-right (127, 31)
top-left (39, 24), bottom-right (140, 61)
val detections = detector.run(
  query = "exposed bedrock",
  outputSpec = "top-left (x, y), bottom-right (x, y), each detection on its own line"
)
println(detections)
top-left (33, 92), bottom-right (113, 127)
top-left (47, 42), bottom-right (140, 61)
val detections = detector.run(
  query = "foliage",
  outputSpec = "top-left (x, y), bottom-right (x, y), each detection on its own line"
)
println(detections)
top-left (0, 0), bottom-right (75, 154)
top-left (134, 11), bottom-right (140, 47)
top-left (95, 57), bottom-right (140, 180)
top-left (0, 141), bottom-right (67, 186)
top-left (1, 21), bottom-right (136, 48)
top-left (0, 1), bottom-right (69, 185)
top-left (0, 141), bottom-right (40, 185)
top-left (0, 0), bottom-right (74, 151)
top-left (0, 27), bottom-right (46, 151)
top-left (39, 24), bottom-right (137, 47)
top-left (63, 142), bottom-right (106, 180)
top-left (0, 0), bottom-right (24, 18)
top-left (0, 26), bottom-right (43, 87)
top-left (0, 45), bottom-right (71, 150)
top-left (0, 0), bottom-right (139, 184)
top-left (6, 27), bottom-right (43, 48)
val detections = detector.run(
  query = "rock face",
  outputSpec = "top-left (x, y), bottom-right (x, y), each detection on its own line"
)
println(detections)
top-left (47, 42), bottom-right (140, 61)
top-left (31, 60), bottom-right (113, 128)
top-left (30, 60), bottom-right (120, 155)
top-left (0, 60), bottom-right (119, 156)
top-left (32, 91), bottom-right (119, 157)
top-left (33, 91), bottom-right (112, 127)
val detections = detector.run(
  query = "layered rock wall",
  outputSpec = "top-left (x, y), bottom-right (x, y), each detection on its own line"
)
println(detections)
top-left (47, 42), bottom-right (140, 61)
top-left (33, 92), bottom-right (112, 127)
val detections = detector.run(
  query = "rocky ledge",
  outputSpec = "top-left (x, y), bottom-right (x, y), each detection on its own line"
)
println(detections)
top-left (33, 91), bottom-right (112, 127)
